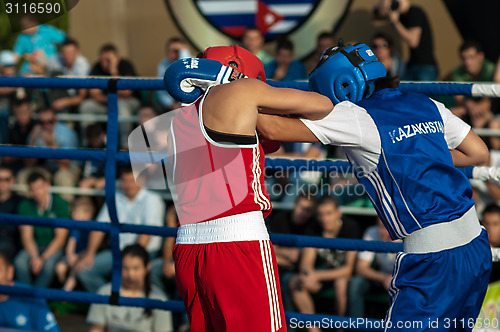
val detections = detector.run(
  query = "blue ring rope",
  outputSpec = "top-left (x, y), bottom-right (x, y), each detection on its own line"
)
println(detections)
top-left (266, 80), bottom-right (475, 96)
top-left (0, 76), bottom-right (489, 96)
top-left (0, 76), bottom-right (483, 330)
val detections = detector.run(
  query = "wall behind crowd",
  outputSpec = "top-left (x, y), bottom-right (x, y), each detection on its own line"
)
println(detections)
top-left (69, 0), bottom-right (462, 79)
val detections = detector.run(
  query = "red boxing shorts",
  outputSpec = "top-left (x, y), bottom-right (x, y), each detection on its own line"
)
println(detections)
top-left (173, 212), bottom-right (285, 332)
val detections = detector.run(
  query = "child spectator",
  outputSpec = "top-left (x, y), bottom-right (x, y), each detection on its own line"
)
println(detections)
top-left (55, 197), bottom-right (95, 291)
top-left (0, 250), bottom-right (60, 331)
top-left (13, 14), bottom-right (66, 75)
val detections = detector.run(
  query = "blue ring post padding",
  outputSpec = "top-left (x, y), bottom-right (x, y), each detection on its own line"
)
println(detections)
top-left (105, 80), bottom-right (122, 304)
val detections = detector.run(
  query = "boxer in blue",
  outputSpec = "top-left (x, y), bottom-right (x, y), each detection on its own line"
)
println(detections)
top-left (255, 43), bottom-right (492, 331)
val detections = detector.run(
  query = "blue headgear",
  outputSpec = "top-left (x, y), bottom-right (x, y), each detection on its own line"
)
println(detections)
top-left (309, 43), bottom-right (387, 104)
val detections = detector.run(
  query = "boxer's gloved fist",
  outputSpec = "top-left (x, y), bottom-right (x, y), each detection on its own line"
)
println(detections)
top-left (164, 58), bottom-right (246, 104)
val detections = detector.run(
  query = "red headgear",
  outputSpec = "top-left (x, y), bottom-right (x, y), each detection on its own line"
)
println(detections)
top-left (202, 45), bottom-right (266, 82)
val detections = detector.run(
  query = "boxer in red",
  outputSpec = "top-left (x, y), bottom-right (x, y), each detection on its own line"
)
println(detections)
top-left (163, 45), bottom-right (332, 331)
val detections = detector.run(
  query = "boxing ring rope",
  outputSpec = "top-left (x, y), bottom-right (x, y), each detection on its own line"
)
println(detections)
top-left (0, 76), bottom-right (498, 331)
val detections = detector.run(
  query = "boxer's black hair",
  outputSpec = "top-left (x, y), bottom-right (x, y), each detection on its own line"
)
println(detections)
top-left (374, 75), bottom-right (400, 92)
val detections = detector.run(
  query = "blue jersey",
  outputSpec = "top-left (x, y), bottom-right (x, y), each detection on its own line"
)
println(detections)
top-left (0, 283), bottom-right (59, 331)
top-left (301, 88), bottom-right (473, 240)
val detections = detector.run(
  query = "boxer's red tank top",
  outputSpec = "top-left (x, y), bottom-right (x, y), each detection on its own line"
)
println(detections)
top-left (169, 88), bottom-right (271, 225)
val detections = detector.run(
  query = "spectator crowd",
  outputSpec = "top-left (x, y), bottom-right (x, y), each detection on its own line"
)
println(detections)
top-left (1, 1), bottom-right (500, 330)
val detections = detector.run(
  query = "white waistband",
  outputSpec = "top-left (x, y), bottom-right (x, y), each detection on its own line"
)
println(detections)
top-left (403, 206), bottom-right (481, 254)
top-left (176, 211), bottom-right (270, 244)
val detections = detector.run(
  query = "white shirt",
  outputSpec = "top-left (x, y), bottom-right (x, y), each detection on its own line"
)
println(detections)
top-left (358, 226), bottom-right (398, 275)
top-left (300, 99), bottom-right (471, 173)
top-left (97, 189), bottom-right (165, 253)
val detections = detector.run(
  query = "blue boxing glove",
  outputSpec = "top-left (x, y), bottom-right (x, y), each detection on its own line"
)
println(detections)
top-left (164, 57), bottom-right (246, 104)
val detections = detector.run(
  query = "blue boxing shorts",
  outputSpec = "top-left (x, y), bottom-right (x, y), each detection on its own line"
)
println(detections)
top-left (385, 226), bottom-right (492, 332)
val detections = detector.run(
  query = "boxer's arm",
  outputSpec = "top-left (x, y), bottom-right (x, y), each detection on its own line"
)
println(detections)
top-left (432, 99), bottom-right (489, 167)
top-left (252, 80), bottom-right (333, 120)
top-left (257, 113), bottom-right (319, 142)
top-left (450, 130), bottom-right (489, 167)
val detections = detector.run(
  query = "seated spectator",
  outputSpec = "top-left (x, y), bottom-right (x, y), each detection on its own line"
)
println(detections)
top-left (156, 37), bottom-right (191, 111)
top-left (241, 27), bottom-right (273, 65)
top-left (0, 50), bottom-right (21, 144)
top-left (27, 107), bottom-right (80, 201)
top-left (79, 124), bottom-right (106, 191)
top-left (86, 244), bottom-right (173, 332)
top-left (371, 32), bottom-right (406, 77)
top-left (2, 98), bottom-right (35, 172)
top-left (47, 37), bottom-right (90, 113)
top-left (348, 217), bottom-right (396, 317)
top-left (265, 38), bottom-right (308, 81)
top-left (7, 98), bottom-right (35, 146)
top-left (55, 197), bottom-right (95, 291)
top-left (451, 41), bottom-right (497, 121)
top-left (269, 193), bottom-right (317, 311)
top-left (481, 204), bottom-right (500, 283)
top-left (137, 104), bottom-right (161, 126)
top-left (14, 171), bottom-right (70, 288)
top-left (75, 166), bottom-right (165, 293)
top-left (0, 250), bottom-right (60, 331)
top-left (150, 205), bottom-right (178, 303)
top-left (303, 31), bottom-right (336, 74)
top-left (289, 197), bottom-right (356, 329)
top-left (13, 14), bottom-right (66, 75)
top-left (0, 166), bottom-right (22, 259)
top-left (80, 44), bottom-right (140, 147)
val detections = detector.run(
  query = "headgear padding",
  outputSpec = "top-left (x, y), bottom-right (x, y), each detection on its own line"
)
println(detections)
top-left (309, 43), bottom-right (387, 104)
top-left (202, 45), bottom-right (266, 82)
